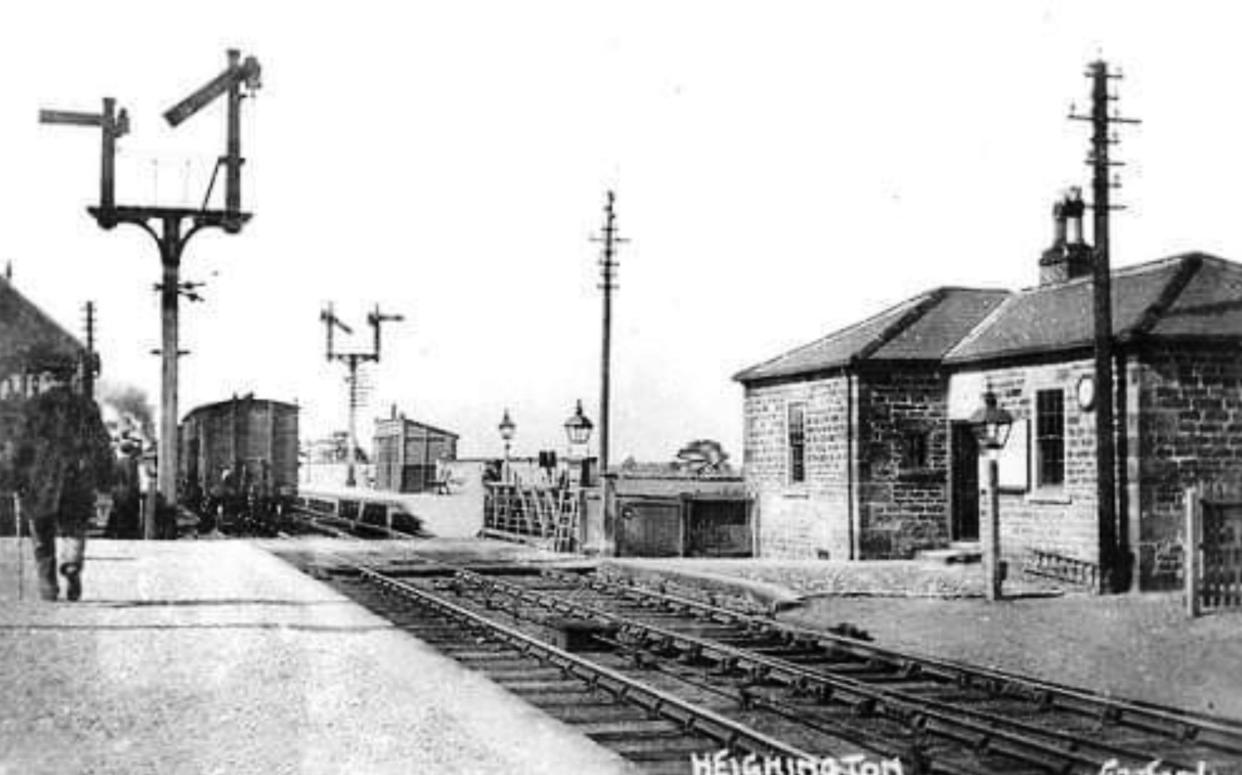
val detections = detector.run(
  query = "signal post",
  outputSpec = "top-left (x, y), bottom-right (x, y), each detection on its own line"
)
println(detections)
top-left (41, 49), bottom-right (262, 534)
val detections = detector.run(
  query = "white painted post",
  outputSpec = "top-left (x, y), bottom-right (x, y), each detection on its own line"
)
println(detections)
top-left (13, 493), bottom-right (23, 601)
top-left (1186, 486), bottom-right (1201, 618)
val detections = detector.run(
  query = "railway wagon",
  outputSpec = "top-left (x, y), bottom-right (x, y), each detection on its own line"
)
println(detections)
top-left (179, 394), bottom-right (298, 526)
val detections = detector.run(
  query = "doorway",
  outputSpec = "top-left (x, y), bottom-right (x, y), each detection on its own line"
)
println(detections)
top-left (950, 422), bottom-right (980, 541)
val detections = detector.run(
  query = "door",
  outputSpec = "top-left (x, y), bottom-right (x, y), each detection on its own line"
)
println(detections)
top-left (685, 500), bottom-right (752, 557)
top-left (186, 438), bottom-right (201, 498)
top-left (950, 422), bottom-right (980, 541)
top-left (617, 500), bottom-right (682, 557)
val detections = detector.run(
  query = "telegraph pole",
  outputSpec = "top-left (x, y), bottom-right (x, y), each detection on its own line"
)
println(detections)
top-left (41, 49), bottom-right (262, 519)
top-left (1070, 60), bottom-right (1140, 593)
top-left (82, 301), bottom-right (98, 400)
top-left (321, 304), bottom-right (402, 488)
top-left (591, 191), bottom-right (626, 554)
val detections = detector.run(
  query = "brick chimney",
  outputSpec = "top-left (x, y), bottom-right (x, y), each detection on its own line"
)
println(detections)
top-left (1038, 187), bottom-right (1093, 285)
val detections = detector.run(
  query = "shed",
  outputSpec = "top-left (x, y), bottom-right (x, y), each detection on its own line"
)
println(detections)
top-left (372, 410), bottom-right (459, 493)
top-left (608, 470), bottom-right (751, 558)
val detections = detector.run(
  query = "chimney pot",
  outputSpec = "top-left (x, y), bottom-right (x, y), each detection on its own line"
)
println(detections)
top-left (1039, 187), bottom-right (1093, 286)
top-left (1064, 187), bottom-right (1086, 244)
top-left (1051, 201), bottom-right (1067, 245)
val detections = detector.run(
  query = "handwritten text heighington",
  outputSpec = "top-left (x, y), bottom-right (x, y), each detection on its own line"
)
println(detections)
top-left (690, 750), bottom-right (903, 775)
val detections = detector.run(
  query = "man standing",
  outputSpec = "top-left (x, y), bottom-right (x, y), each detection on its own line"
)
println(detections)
top-left (14, 384), bottom-right (114, 601)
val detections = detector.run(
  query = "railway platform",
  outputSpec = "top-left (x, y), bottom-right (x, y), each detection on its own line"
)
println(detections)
top-left (0, 538), bottom-right (635, 775)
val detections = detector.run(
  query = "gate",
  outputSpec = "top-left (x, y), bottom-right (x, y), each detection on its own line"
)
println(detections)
top-left (1185, 485), bottom-right (1242, 616)
top-left (483, 482), bottom-right (582, 552)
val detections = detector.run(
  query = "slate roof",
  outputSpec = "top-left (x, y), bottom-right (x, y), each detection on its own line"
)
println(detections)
top-left (0, 275), bottom-right (84, 373)
top-left (945, 252), bottom-right (1242, 364)
top-left (733, 287), bottom-right (1009, 383)
top-left (382, 417), bottom-right (460, 440)
top-left (737, 252), bottom-right (1242, 384)
top-left (1145, 255), bottom-right (1242, 340)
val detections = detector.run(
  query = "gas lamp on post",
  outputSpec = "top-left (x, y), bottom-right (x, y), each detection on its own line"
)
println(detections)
top-left (563, 399), bottom-right (594, 484)
top-left (498, 409), bottom-right (516, 484)
top-left (969, 390), bottom-right (1014, 601)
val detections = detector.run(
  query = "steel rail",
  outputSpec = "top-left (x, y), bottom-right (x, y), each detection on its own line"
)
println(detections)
top-left (347, 563), bottom-right (820, 764)
top-left (553, 568), bottom-right (1242, 744)
top-left (282, 508), bottom-right (361, 540)
top-left (453, 568), bottom-right (1205, 774)
top-left (594, 633), bottom-right (985, 775)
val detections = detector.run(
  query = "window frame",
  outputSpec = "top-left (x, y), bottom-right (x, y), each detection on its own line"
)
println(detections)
top-left (1034, 388), bottom-right (1066, 489)
top-left (900, 426), bottom-right (932, 473)
top-left (787, 402), bottom-right (807, 485)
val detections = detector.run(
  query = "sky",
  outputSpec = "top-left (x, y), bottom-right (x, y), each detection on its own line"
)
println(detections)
top-left (3, 2), bottom-right (1242, 463)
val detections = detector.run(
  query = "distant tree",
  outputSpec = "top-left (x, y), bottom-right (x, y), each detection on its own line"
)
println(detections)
top-left (675, 439), bottom-right (731, 476)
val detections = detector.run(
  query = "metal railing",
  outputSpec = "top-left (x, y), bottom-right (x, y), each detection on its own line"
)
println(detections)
top-left (1022, 548), bottom-right (1099, 590)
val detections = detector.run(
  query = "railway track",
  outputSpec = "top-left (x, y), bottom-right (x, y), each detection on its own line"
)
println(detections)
top-left (275, 545), bottom-right (1242, 775)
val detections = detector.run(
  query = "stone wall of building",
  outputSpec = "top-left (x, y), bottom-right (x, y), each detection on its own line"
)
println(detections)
top-left (947, 360), bottom-right (1106, 567)
top-left (855, 367), bottom-right (950, 558)
top-left (1138, 342), bottom-right (1242, 588)
top-left (742, 342), bottom-right (1242, 589)
top-left (743, 375), bottom-right (853, 559)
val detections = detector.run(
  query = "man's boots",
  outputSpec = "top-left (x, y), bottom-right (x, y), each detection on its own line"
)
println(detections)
top-left (60, 536), bottom-right (86, 602)
top-left (29, 514), bottom-right (59, 601)
top-left (36, 556), bottom-right (58, 601)
top-left (60, 565), bottom-right (82, 602)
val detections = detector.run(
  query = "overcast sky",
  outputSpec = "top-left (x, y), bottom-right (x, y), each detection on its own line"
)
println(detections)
top-left (3, 2), bottom-right (1242, 462)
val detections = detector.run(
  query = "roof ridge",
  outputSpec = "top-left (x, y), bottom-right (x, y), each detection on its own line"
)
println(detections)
top-left (734, 286), bottom-right (1017, 381)
top-left (932, 285), bottom-right (1012, 295)
top-left (854, 287), bottom-right (948, 362)
top-left (0, 273), bottom-right (85, 354)
top-left (380, 417), bottom-right (460, 438)
top-left (944, 291), bottom-right (1018, 360)
top-left (732, 289), bottom-right (932, 381)
top-left (1012, 252), bottom-right (1225, 295)
top-left (1127, 254), bottom-right (1205, 338)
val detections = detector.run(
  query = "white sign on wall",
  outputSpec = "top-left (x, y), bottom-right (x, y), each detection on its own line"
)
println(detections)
top-left (996, 418), bottom-right (1030, 491)
top-left (976, 417), bottom-right (1030, 492)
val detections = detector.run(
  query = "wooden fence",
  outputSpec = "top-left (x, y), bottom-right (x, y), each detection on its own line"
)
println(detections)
top-left (1185, 485), bottom-right (1242, 616)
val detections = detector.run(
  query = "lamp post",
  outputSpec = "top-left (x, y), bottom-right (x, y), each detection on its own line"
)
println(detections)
top-left (969, 390), bottom-right (1014, 601)
top-left (498, 409), bottom-right (516, 484)
top-left (564, 399), bottom-right (594, 485)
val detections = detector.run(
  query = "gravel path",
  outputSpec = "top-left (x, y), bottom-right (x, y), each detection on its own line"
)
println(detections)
top-left (0, 538), bottom-right (635, 775)
top-left (786, 591), bottom-right (1242, 720)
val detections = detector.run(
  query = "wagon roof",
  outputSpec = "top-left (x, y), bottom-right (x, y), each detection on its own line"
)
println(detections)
top-left (181, 394), bottom-right (299, 423)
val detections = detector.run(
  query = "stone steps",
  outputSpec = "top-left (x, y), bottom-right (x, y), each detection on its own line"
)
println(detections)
top-left (916, 542), bottom-right (982, 565)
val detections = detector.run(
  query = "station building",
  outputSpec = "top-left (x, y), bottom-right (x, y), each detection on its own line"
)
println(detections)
top-left (1, 272), bottom-right (90, 431)
top-left (0, 272), bottom-right (92, 532)
top-left (735, 195), bottom-right (1242, 589)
